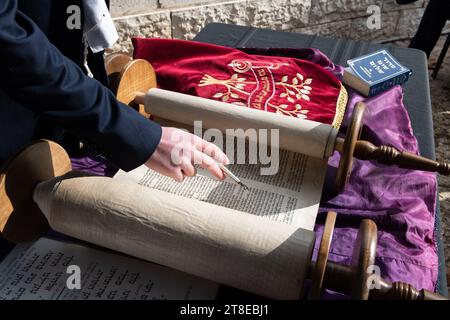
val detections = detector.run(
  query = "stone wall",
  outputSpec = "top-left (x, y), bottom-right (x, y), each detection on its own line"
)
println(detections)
top-left (110, 0), bottom-right (448, 53)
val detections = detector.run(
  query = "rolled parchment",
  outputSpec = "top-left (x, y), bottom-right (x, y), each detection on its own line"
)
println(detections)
top-left (34, 174), bottom-right (315, 300)
top-left (144, 88), bottom-right (338, 159)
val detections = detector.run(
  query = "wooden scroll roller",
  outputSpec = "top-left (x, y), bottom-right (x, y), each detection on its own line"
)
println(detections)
top-left (105, 54), bottom-right (450, 192)
top-left (0, 140), bottom-right (447, 300)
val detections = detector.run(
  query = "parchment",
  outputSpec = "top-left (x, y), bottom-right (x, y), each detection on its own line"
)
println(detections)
top-left (0, 237), bottom-right (218, 300)
top-left (28, 88), bottom-right (336, 299)
top-left (33, 175), bottom-right (315, 300)
top-left (115, 147), bottom-right (327, 231)
top-left (145, 88), bottom-right (338, 159)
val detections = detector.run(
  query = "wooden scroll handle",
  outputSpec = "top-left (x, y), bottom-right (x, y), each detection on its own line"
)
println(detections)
top-left (350, 219), bottom-right (378, 299)
top-left (335, 101), bottom-right (450, 191)
top-left (335, 102), bottom-right (365, 192)
top-left (312, 216), bottom-right (449, 300)
top-left (354, 140), bottom-right (450, 175)
top-left (370, 279), bottom-right (448, 300)
top-left (308, 211), bottom-right (337, 300)
top-left (105, 53), bottom-right (156, 118)
top-left (307, 214), bottom-right (377, 300)
top-left (0, 140), bottom-right (72, 243)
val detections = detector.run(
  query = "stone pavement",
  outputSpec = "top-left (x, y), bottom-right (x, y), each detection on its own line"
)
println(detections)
top-left (428, 35), bottom-right (450, 291)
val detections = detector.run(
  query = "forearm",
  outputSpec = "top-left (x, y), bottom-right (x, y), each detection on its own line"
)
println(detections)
top-left (0, 0), bottom-right (161, 170)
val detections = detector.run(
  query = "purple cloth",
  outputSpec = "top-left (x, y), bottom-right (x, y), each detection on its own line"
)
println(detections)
top-left (317, 87), bottom-right (438, 293)
top-left (273, 48), bottom-right (438, 292)
top-left (71, 148), bottom-right (118, 177)
top-left (69, 48), bottom-right (438, 296)
top-left (239, 47), bottom-right (345, 78)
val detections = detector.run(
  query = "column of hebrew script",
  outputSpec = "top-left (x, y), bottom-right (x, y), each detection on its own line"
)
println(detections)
top-left (0, 238), bottom-right (218, 300)
top-left (115, 148), bottom-right (327, 231)
top-left (115, 88), bottom-right (332, 231)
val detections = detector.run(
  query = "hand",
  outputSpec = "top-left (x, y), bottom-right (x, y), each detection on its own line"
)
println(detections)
top-left (145, 127), bottom-right (230, 182)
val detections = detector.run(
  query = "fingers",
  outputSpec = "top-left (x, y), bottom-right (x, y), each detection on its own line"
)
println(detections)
top-left (180, 157), bottom-right (196, 177)
top-left (159, 163), bottom-right (186, 182)
top-left (145, 161), bottom-right (185, 182)
top-left (192, 134), bottom-right (230, 165)
top-left (147, 127), bottom-right (229, 183)
top-left (193, 149), bottom-right (225, 180)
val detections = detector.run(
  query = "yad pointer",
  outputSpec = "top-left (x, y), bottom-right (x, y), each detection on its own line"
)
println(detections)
top-left (217, 163), bottom-right (249, 190)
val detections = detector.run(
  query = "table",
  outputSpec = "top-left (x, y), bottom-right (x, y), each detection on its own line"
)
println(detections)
top-left (194, 22), bottom-right (448, 295)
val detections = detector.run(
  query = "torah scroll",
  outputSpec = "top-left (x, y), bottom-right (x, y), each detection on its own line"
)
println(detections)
top-left (30, 87), bottom-right (336, 300)
top-left (33, 175), bottom-right (315, 300)
top-left (145, 88), bottom-right (338, 160)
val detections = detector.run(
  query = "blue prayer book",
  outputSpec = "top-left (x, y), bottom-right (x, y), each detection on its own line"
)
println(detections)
top-left (343, 49), bottom-right (412, 97)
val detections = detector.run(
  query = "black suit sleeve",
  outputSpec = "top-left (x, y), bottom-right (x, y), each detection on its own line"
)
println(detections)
top-left (0, 0), bottom-right (162, 171)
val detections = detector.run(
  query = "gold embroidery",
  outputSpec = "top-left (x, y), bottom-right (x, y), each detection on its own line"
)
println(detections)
top-left (200, 60), bottom-right (347, 126)
top-left (199, 73), bottom-right (249, 103)
top-left (199, 61), bottom-right (313, 119)
top-left (270, 73), bottom-right (313, 118)
top-left (331, 85), bottom-right (348, 129)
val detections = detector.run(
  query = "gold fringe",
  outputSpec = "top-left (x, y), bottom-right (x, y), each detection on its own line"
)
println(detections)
top-left (331, 85), bottom-right (348, 129)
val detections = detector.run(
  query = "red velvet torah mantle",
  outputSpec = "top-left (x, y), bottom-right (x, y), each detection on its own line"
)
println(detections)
top-left (132, 38), bottom-right (348, 129)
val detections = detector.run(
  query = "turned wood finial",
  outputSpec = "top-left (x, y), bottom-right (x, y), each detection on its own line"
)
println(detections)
top-left (438, 162), bottom-right (450, 175)
top-left (354, 140), bottom-right (450, 175)
top-left (371, 281), bottom-right (448, 300)
top-left (335, 101), bottom-right (450, 191)
top-left (387, 282), bottom-right (421, 300)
